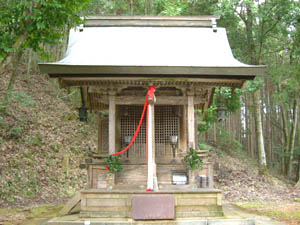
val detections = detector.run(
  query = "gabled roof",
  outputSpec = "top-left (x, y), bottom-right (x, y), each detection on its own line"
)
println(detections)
top-left (39, 16), bottom-right (265, 78)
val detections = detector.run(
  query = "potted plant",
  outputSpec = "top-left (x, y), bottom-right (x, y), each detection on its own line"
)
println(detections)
top-left (105, 155), bottom-right (122, 174)
top-left (184, 148), bottom-right (203, 171)
top-left (184, 148), bottom-right (203, 186)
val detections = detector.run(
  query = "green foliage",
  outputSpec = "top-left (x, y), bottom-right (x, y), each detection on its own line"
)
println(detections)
top-left (9, 91), bottom-right (35, 106)
top-left (197, 105), bottom-right (217, 133)
top-left (0, 0), bottom-right (91, 61)
top-left (215, 87), bottom-right (242, 112)
top-left (216, 126), bottom-right (242, 153)
top-left (27, 133), bottom-right (43, 146)
top-left (1, 169), bottom-right (42, 202)
top-left (269, 64), bottom-right (300, 103)
top-left (198, 88), bottom-right (242, 134)
top-left (0, 115), bottom-right (9, 129)
top-left (7, 126), bottom-right (23, 139)
top-left (0, 98), bottom-right (7, 111)
top-left (105, 155), bottom-right (122, 174)
top-left (218, 0), bottom-right (296, 64)
top-left (244, 78), bottom-right (264, 93)
top-left (198, 142), bottom-right (213, 151)
top-left (158, 0), bottom-right (189, 16)
top-left (63, 113), bottom-right (77, 122)
top-left (184, 148), bottom-right (203, 171)
top-left (86, 0), bottom-right (219, 16)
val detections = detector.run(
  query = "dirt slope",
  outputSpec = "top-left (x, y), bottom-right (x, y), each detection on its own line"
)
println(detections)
top-left (0, 71), bottom-right (97, 208)
top-left (213, 149), bottom-right (300, 203)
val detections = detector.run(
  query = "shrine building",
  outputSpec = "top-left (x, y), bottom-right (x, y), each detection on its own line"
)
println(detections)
top-left (39, 16), bottom-right (265, 222)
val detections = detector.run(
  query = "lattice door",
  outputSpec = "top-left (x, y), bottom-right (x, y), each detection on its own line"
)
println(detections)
top-left (155, 106), bottom-right (180, 157)
top-left (120, 105), bottom-right (180, 159)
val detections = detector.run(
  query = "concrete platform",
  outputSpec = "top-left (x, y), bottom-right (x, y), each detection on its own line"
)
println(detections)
top-left (80, 188), bottom-right (223, 218)
top-left (44, 215), bottom-right (255, 225)
top-left (42, 204), bottom-right (285, 225)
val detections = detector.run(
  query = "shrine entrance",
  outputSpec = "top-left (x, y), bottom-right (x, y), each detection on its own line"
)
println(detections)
top-left (120, 105), bottom-right (180, 162)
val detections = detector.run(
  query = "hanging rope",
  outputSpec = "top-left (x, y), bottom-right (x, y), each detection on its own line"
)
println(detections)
top-left (110, 85), bottom-right (156, 192)
top-left (112, 85), bottom-right (156, 156)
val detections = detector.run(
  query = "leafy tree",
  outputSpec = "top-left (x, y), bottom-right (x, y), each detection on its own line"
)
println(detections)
top-left (0, 0), bottom-right (91, 96)
top-left (86, 0), bottom-right (219, 16)
top-left (216, 0), bottom-right (298, 176)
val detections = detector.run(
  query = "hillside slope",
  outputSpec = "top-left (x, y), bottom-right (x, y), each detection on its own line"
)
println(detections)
top-left (0, 71), bottom-right (97, 208)
top-left (213, 150), bottom-right (300, 203)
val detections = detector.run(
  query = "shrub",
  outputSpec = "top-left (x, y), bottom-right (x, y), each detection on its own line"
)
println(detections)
top-left (217, 126), bottom-right (242, 153)
top-left (184, 148), bottom-right (203, 171)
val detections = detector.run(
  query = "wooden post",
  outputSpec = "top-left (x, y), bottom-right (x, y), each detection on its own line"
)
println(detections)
top-left (194, 111), bottom-right (198, 149)
top-left (151, 103), bottom-right (158, 191)
top-left (147, 103), bottom-right (154, 190)
top-left (180, 105), bottom-right (187, 154)
top-left (188, 95), bottom-right (195, 149)
top-left (109, 93), bottom-right (116, 155)
top-left (217, 193), bottom-right (222, 206)
top-left (98, 116), bottom-right (102, 154)
top-left (115, 106), bottom-right (121, 156)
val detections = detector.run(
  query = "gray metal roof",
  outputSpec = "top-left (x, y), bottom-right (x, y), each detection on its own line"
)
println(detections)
top-left (39, 17), bottom-right (265, 77)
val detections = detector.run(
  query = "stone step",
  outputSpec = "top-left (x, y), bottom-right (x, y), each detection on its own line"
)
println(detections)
top-left (45, 217), bottom-right (255, 225)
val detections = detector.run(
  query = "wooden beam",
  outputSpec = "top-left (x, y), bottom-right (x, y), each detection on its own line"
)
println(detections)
top-left (58, 77), bottom-right (245, 89)
top-left (84, 16), bottom-right (220, 28)
top-left (86, 19), bottom-right (212, 28)
top-left (91, 95), bottom-right (206, 105)
top-left (41, 64), bottom-right (265, 76)
top-left (86, 15), bottom-right (221, 21)
top-left (62, 77), bottom-right (247, 83)
top-left (59, 192), bottom-right (81, 216)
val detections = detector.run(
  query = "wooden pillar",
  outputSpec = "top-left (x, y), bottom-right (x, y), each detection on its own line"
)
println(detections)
top-left (194, 111), bottom-right (198, 149)
top-left (188, 95), bottom-right (195, 149)
top-left (115, 106), bottom-right (121, 155)
top-left (179, 105), bottom-right (187, 153)
top-left (147, 88), bottom-right (158, 191)
top-left (109, 93), bottom-right (116, 155)
top-left (147, 103), bottom-right (154, 190)
top-left (98, 116), bottom-right (103, 154)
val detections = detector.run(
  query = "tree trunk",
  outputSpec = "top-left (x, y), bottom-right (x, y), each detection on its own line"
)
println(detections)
top-left (0, 55), bottom-right (11, 74)
top-left (288, 98), bottom-right (299, 177)
top-left (26, 48), bottom-right (33, 79)
top-left (1, 34), bottom-right (26, 74)
top-left (130, 0), bottom-right (134, 16)
top-left (253, 90), bottom-right (268, 175)
top-left (213, 123), bottom-right (217, 144)
top-left (6, 50), bottom-right (23, 96)
top-left (250, 94), bottom-right (256, 158)
top-left (296, 111), bottom-right (300, 184)
top-left (280, 103), bottom-right (289, 175)
top-left (145, 0), bottom-right (148, 15)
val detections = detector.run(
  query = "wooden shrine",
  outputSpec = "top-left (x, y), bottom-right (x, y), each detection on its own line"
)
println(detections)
top-left (39, 16), bottom-right (265, 222)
